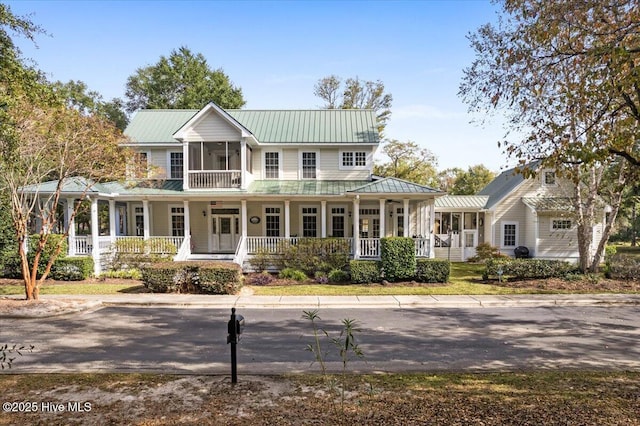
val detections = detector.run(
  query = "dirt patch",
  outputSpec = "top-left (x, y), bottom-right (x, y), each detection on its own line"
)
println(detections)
top-left (0, 297), bottom-right (101, 318)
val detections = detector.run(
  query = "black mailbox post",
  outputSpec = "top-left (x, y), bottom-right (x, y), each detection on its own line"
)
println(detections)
top-left (227, 307), bottom-right (244, 384)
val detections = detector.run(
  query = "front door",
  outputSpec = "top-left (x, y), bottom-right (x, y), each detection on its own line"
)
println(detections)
top-left (213, 215), bottom-right (235, 252)
top-left (462, 230), bottom-right (477, 260)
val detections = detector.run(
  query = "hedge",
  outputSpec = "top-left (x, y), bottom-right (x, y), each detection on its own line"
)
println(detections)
top-left (350, 260), bottom-right (381, 284)
top-left (141, 261), bottom-right (243, 294)
top-left (606, 254), bottom-right (640, 280)
top-left (2, 234), bottom-right (69, 278)
top-left (274, 238), bottom-right (351, 276)
top-left (50, 257), bottom-right (94, 281)
top-left (485, 258), bottom-right (576, 279)
top-left (415, 259), bottom-right (450, 283)
top-left (380, 237), bottom-right (416, 282)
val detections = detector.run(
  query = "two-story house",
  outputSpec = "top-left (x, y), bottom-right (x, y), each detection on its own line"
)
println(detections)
top-left (33, 102), bottom-right (444, 273)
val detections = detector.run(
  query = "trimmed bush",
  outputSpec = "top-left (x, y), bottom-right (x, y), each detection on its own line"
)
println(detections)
top-left (279, 268), bottom-right (308, 282)
top-left (485, 258), bottom-right (576, 279)
top-left (415, 259), bottom-right (450, 283)
top-left (248, 247), bottom-right (273, 272)
top-left (328, 268), bottom-right (350, 283)
top-left (100, 269), bottom-right (142, 280)
top-left (275, 238), bottom-right (350, 276)
top-left (109, 238), bottom-right (175, 271)
top-left (607, 254), bottom-right (640, 280)
top-left (350, 260), bottom-right (381, 284)
top-left (466, 243), bottom-right (509, 263)
top-left (50, 257), bottom-right (94, 281)
top-left (2, 234), bottom-right (69, 278)
top-left (380, 237), bottom-right (416, 282)
top-left (140, 261), bottom-right (242, 294)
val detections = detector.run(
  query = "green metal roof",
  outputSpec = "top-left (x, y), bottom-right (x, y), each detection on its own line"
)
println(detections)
top-left (21, 177), bottom-right (111, 194)
top-left (522, 197), bottom-right (574, 212)
top-left (435, 195), bottom-right (490, 209)
top-left (124, 107), bottom-right (379, 144)
top-left (348, 177), bottom-right (442, 194)
top-left (124, 110), bottom-right (197, 143)
top-left (247, 180), bottom-right (371, 195)
top-left (228, 109), bottom-right (378, 144)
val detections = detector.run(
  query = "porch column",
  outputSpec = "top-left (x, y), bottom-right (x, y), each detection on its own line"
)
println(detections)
top-left (183, 200), bottom-right (191, 255)
top-left (90, 197), bottom-right (101, 275)
top-left (241, 200), bottom-right (247, 239)
top-left (67, 198), bottom-right (76, 256)
top-left (284, 200), bottom-right (290, 238)
top-left (429, 200), bottom-right (436, 258)
top-left (240, 139), bottom-right (247, 190)
top-left (182, 143), bottom-right (189, 190)
top-left (142, 200), bottom-right (150, 240)
top-left (108, 200), bottom-right (116, 243)
top-left (321, 200), bottom-right (327, 238)
top-left (353, 197), bottom-right (360, 259)
top-left (379, 199), bottom-right (386, 238)
top-left (403, 199), bottom-right (410, 237)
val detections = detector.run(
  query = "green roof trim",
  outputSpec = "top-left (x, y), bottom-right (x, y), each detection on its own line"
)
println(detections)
top-left (348, 177), bottom-right (442, 194)
top-left (124, 107), bottom-right (379, 145)
top-left (435, 195), bottom-right (490, 209)
top-left (247, 180), bottom-right (371, 195)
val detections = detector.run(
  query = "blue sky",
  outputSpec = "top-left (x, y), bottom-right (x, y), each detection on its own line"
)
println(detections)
top-left (7, 0), bottom-right (510, 171)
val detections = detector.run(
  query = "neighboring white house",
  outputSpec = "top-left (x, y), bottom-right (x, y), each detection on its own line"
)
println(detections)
top-left (26, 103), bottom-right (603, 272)
top-left (434, 163), bottom-right (607, 262)
top-left (28, 103), bottom-right (444, 273)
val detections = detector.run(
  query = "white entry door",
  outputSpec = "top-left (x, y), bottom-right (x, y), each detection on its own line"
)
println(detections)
top-left (462, 230), bottom-right (477, 260)
top-left (218, 216), bottom-right (235, 252)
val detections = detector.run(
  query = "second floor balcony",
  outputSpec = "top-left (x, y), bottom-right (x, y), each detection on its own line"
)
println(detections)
top-left (186, 141), bottom-right (247, 190)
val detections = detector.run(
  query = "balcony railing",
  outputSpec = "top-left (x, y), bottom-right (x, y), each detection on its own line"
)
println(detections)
top-left (188, 170), bottom-right (241, 189)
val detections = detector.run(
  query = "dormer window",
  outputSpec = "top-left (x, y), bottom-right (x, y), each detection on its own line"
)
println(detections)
top-left (543, 170), bottom-right (556, 186)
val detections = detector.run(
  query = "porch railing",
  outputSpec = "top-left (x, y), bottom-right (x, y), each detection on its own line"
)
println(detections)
top-left (188, 170), bottom-right (241, 189)
top-left (71, 236), bottom-right (184, 255)
top-left (435, 232), bottom-right (460, 248)
top-left (360, 237), bottom-right (431, 258)
top-left (245, 237), bottom-right (354, 255)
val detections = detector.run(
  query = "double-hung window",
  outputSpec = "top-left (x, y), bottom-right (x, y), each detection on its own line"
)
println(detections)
top-left (169, 152), bottom-right (183, 179)
top-left (502, 222), bottom-right (518, 248)
top-left (301, 152), bottom-right (317, 179)
top-left (265, 152), bottom-right (279, 179)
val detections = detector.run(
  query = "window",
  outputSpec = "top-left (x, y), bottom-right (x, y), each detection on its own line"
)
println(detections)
top-left (265, 152), bottom-right (279, 179)
top-left (502, 222), bottom-right (518, 247)
top-left (331, 207), bottom-right (345, 237)
top-left (302, 207), bottom-right (318, 237)
top-left (170, 206), bottom-right (185, 237)
top-left (169, 152), bottom-right (183, 179)
top-left (543, 170), bottom-right (556, 186)
top-left (134, 206), bottom-right (144, 237)
top-left (341, 151), bottom-right (368, 169)
top-left (552, 219), bottom-right (572, 230)
top-left (265, 207), bottom-right (280, 237)
top-left (301, 152), bottom-right (317, 179)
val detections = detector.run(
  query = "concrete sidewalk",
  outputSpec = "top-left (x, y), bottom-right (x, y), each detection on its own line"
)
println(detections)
top-left (36, 292), bottom-right (640, 309)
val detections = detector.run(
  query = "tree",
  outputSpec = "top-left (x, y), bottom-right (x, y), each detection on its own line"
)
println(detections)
top-left (1, 5), bottom-right (130, 300)
top-left (314, 75), bottom-right (392, 137)
top-left (449, 165), bottom-right (496, 195)
top-left (373, 140), bottom-right (439, 187)
top-left (437, 168), bottom-right (463, 193)
top-left (459, 0), bottom-right (640, 272)
top-left (51, 80), bottom-right (129, 130)
top-left (125, 46), bottom-right (245, 113)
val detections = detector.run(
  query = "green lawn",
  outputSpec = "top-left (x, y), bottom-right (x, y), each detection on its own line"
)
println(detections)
top-left (0, 282), bottom-right (144, 296)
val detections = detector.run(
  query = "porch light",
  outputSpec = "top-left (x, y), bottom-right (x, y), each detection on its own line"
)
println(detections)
top-left (348, 211), bottom-right (352, 218)
top-left (389, 210), bottom-right (393, 218)
top-left (202, 210), bottom-right (207, 217)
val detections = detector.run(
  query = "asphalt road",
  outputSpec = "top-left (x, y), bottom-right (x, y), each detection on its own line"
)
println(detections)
top-left (2, 305), bottom-right (639, 374)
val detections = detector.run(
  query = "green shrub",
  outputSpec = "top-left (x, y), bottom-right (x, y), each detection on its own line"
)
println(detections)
top-left (2, 234), bottom-right (69, 278)
top-left (328, 268), bottom-right (350, 283)
top-left (248, 247), bottom-right (273, 272)
top-left (349, 260), bottom-right (381, 284)
top-left (140, 261), bottom-right (242, 294)
top-left (380, 237), bottom-right (416, 282)
top-left (415, 259), bottom-right (450, 283)
top-left (50, 257), bottom-right (94, 281)
top-left (485, 258), bottom-right (576, 279)
top-left (466, 243), bottom-right (509, 263)
top-left (607, 254), bottom-right (640, 280)
top-left (275, 238), bottom-right (350, 276)
top-left (279, 268), bottom-right (308, 282)
top-left (100, 269), bottom-right (142, 280)
top-left (109, 238), bottom-right (175, 271)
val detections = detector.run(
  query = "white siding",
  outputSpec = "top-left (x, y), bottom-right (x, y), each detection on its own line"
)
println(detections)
top-left (184, 111), bottom-right (241, 142)
top-left (282, 149), bottom-right (298, 179)
top-left (149, 149), bottom-right (168, 178)
top-left (190, 201), bottom-right (209, 252)
top-left (319, 148), bottom-right (371, 180)
top-left (536, 215), bottom-right (579, 260)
